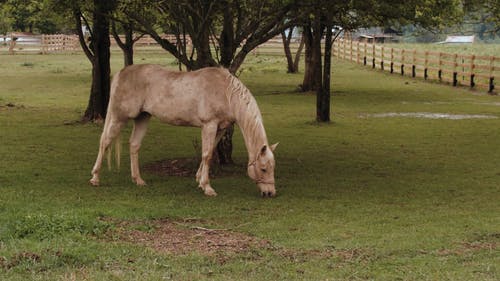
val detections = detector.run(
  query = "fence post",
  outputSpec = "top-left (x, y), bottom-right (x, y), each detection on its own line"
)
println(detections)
top-left (401, 49), bottom-right (405, 75)
top-left (470, 55), bottom-right (475, 88)
top-left (424, 51), bottom-right (428, 80)
top-left (411, 49), bottom-right (416, 78)
top-left (390, 48), bottom-right (394, 74)
top-left (372, 42), bottom-right (376, 68)
top-left (489, 56), bottom-right (495, 93)
top-left (337, 39), bottom-right (344, 59)
top-left (350, 39), bottom-right (353, 61)
top-left (41, 34), bottom-right (46, 54)
top-left (356, 41), bottom-right (360, 64)
top-left (453, 53), bottom-right (458, 86)
top-left (8, 37), bottom-right (16, 55)
top-left (380, 45), bottom-right (384, 70)
top-left (438, 52), bottom-right (443, 81)
top-left (363, 41), bottom-right (367, 65)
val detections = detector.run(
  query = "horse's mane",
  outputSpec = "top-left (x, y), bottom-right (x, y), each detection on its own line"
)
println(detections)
top-left (225, 72), bottom-right (268, 156)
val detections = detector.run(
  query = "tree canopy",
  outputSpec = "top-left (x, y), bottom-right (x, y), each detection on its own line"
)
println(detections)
top-left (0, 0), bottom-right (72, 34)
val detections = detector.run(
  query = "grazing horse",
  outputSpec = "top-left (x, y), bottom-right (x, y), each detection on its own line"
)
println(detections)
top-left (90, 65), bottom-right (278, 197)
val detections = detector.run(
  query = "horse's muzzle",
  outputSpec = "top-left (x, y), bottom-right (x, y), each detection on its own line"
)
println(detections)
top-left (261, 191), bottom-right (276, 198)
top-left (258, 183), bottom-right (276, 198)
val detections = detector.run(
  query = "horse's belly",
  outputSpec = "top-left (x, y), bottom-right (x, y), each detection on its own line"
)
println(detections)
top-left (151, 108), bottom-right (203, 127)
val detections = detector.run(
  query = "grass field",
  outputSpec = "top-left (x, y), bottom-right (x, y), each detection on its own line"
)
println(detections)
top-left (0, 50), bottom-right (499, 280)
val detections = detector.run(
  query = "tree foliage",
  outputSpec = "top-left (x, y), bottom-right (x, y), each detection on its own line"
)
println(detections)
top-left (124, 0), bottom-right (296, 73)
top-left (296, 0), bottom-right (464, 122)
top-left (1, 0), bottom-right (72, 33)
top-left (462, 0), bottom-right (500, 37)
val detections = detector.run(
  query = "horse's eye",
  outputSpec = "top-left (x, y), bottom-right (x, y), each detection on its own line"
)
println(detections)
top-left (261, 169), bottom-right (267, 173)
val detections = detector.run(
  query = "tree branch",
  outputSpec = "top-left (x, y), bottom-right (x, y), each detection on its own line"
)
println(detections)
top-left (73, 10), bottom-right (94, 61)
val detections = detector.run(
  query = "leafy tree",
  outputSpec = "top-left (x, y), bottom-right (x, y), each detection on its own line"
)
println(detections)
top-left (298, 0), bottom-right (463, 122)
top-left (77, 0), bottom-right (117, 122)
top-left (463, 0), bottom-right (500, 39)
top-left (53, 0), bottom-right (117, 122)
top-left (1, 0), bottom-right (71, 33)
top-left (125, 0), bottom-right (296, 163)
top-left (126, 0), bottom-right (296, 73)
top-left (110, 18), bottom-right (143, 66)
top-left (0, 2), bottom-right (13, 36)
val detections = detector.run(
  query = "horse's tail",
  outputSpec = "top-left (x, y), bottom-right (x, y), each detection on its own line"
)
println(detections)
top-left (104, 70), bottom-right (124, 171)
top-left (106, 133), bottom-right (121, 171)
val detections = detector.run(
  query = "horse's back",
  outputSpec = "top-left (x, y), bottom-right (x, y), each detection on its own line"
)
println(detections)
top-left (110, 65), bottom-right (234, 127)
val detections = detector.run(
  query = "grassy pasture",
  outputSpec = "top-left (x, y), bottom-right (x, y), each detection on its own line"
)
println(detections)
top-left (0, 50), bottom-right (499, 280)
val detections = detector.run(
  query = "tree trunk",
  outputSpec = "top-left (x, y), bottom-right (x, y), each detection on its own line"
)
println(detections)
top-left (317, 21), bottom-right (333, 122)
top-left (293, 33), bottom-right (305, 72)
top-left (82, 0), bottom-right (113, 122)
top-left (111, 21), bottom-right (134, 67)
top-left (281, 28), bottom-right (296, 73)
top-left (220, 2), bottom-right (235, 68)
top-left (214, 126), bottom-right (234, 165)
top-left (301, 23), bottom-right (322, 92)
top-left (123, 26), bottom-right (134, 66)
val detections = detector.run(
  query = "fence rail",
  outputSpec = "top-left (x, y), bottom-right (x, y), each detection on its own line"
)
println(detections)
top-left (3, 34), bottom-right (498, 94)
top-left (333, 39), bottom-right (499, 93)
top-left (0, 34), bottom-right (187, 54)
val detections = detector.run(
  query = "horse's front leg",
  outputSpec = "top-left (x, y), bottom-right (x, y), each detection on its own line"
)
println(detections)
top-left (196, 128), bottom-right (225, 184)
top-left (198, 123), bottom-right (219, 196)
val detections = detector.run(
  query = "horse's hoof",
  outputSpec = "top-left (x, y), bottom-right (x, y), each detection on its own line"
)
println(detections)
top-left (204, 189), bottom-right (218, 197)
top-left (135, 179), bottom-right (147, 186)
top-left (89, 178), bottom-right (99, 186)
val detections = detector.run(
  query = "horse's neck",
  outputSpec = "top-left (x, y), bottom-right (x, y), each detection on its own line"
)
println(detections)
top-left (234, 105), bottom-right (268, 164)
top-left (226, 74), bottom-right (268, 163)
top-left (238, 118), bottom-right (268, 163)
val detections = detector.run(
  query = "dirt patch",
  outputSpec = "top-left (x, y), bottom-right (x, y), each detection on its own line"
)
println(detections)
top-left (143, 158), bottom-right (246, 178)
top-left (0, 252), bottom-right (41, 269)
top-left (435, 241), bottom-right (498, 257)
top-left (0, 102), bottom-right (25, 110)
top-left (107, 218), bottom-right (272, 256)
top-left (143, 158), bottom-right (198, 177)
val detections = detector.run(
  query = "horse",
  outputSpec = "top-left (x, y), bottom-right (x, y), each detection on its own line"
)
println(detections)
top-left (89, 64), bottom-right (278, 197)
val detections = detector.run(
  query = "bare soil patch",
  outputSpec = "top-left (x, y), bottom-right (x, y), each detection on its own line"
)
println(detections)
top-left (143, 158), bottom-right (246, 178)
top-left (143, 158), bottom-right (198, 177)
top-left (107, 218), bottom-right (272, 256)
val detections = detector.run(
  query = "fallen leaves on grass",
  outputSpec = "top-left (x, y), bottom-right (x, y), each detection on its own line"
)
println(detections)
top-left (0, 252), bottom-right (41, 269)
top-left (107, 218), bottom-right (272, 256)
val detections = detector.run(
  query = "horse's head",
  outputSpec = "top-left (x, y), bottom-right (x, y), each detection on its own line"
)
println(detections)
top-left (248, 143), bottom-right (278, 197)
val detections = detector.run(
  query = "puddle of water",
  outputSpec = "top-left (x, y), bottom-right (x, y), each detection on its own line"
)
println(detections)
top-left (364, 112), bottom-right (498, 120)
top-left (476, 102), bottom-right (500, 106)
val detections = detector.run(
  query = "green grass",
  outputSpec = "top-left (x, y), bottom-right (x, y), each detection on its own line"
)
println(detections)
top-left (0, 51), bottom-right (499, 280)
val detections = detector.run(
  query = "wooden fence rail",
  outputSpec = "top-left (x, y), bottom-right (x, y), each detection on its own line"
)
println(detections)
top-left (0, 34), bottom-right (186, 54)
top-left (333, 39), bottom-right (499, 93)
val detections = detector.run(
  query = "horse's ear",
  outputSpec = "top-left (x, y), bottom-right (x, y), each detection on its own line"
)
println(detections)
top-left (270, 142), bottom-right (279, 152)
top-left (260, 144), bottom-right (267, 156)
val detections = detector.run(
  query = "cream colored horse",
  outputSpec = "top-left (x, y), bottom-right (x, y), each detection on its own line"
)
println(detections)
top-left (90, 65), bottom-right (278, 197)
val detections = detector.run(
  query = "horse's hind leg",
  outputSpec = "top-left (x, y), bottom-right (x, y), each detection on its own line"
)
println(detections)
top-left (90, 118), bottom-right (126, 186)
top-left (129, 112), bottom-right (151, 186)
top-left (198, 123), bottom-right (219, 196)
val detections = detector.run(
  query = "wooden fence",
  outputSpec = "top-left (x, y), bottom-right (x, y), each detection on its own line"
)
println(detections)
top-left (41, 34), bottom-right (80, 53)
top-left (0, 34), bottom-right (184, 54)
top-left (333, 39), bottom-right (499, 93)
top-left (0, 34), bottom-right (80, 54)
